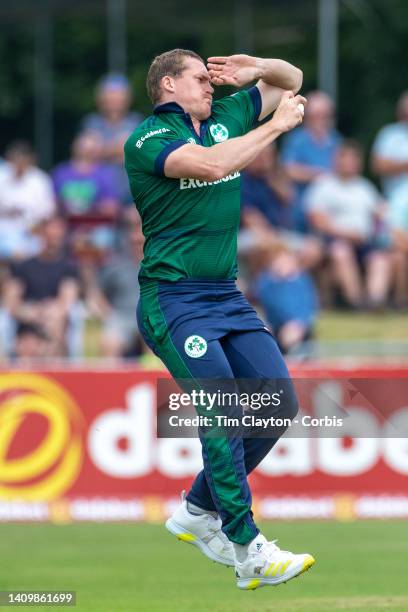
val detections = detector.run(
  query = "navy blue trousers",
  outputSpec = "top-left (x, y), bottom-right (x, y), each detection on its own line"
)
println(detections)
top-left (138, 279), bottom-right (298, 544)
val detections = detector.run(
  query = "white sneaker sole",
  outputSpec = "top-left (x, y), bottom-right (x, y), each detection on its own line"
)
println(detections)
top-left (165, 517), bottom-right (235, 567)
top-left (237, 554), bottom-right (315, 590)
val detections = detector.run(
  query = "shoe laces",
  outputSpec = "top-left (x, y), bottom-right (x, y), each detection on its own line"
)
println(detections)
top-left (264, 539), bottom-right (291, 559)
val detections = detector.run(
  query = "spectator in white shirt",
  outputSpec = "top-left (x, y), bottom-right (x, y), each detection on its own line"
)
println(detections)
top-left (306, 140), bottom-right (392, 309)
top-left (0, 141), bottom-right (56, 261)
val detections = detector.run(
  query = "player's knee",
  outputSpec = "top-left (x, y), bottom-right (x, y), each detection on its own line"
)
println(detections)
top-left (278, 380), bottom-right (299, 422)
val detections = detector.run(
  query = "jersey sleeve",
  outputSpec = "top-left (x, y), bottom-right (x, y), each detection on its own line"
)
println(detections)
top-left (125, 128), bottom-right (188, 177)
top-left (212, 86), bottom-right (262, 135)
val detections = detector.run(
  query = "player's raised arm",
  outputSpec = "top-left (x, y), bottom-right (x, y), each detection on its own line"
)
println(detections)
top-left (164, 90), bottom-right (306, 181)
top-left (207, 54), bottom-right (303, 121)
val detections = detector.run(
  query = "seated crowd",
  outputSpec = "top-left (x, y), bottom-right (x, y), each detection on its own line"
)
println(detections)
top-left (0, 79), bottom-right (407, 360)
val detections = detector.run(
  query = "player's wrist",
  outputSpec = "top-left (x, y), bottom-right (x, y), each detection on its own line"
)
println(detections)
top-left (254, 57), bottom-right (265, 80)
top-left (268, 115), bottom-right (286, 135)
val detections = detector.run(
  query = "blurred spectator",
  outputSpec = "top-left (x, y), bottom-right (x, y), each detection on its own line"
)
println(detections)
top-left (89, 208), bottom-right (144, 359)
top-left (240, 147), bottom-right (322, 272)
top-left (387, 183), bottom-right (408, 307)
top-left (0, 141), bottom-right (55, 261)
top-left (80, 73), bottom-right (144, 203)
top-left (281, 91), bottom-right (342, 231)
top-left (238, 166), bottom-right (320, 354)
top-left (0, 217), bottom-right (83, 359)
top-left (389, 183), bottom-right (408, 251)
top-left (252, 246), bottom-right (319, 355)
top-left (372, 88), bottom-right (408, 306)
top-left (306, 140), bottom-right (392, 309)
top-left (371, 91), bottom-right (408, 200)
top-left (52, 130), bottom-right (120, 262)
top-left (13, 322), bottom-right (48, 363)
top-left (241, 144), bottom-right (294, 229)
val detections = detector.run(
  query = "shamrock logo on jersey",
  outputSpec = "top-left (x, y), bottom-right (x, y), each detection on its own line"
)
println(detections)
top-left (210, 123), bottom-right (229, 143)
top-left (184, 335), bottom-right (208, 358)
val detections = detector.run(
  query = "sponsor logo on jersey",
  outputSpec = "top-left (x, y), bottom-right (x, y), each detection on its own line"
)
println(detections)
top-left (184, 335), bottom-right (207, 358)
top-left (210, 123), bottom-right (229, 142)
top-left (179, 171), bottom-right (240, 190)
top-left (135, 128), bottom-right (171, 148)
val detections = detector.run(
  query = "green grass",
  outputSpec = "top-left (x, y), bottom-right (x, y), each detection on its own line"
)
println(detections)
top-left (83, 311), bottom-right (408, 359)
top-left (1, 521), bottom-right (407, 611)
top-left (316, 311), bottom-right (408, 342)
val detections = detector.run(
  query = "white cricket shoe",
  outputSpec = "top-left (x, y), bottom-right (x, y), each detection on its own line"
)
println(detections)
top-left (235, 533), bottom-right (315, 590)
top-left (165, 494), bottom-right (235, 567)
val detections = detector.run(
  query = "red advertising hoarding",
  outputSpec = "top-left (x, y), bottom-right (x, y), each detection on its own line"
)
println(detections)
top-left (0, 365), bottom-right (407, 522)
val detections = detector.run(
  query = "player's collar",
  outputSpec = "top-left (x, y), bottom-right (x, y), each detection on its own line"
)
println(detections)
top-left (153, 102), bottom-right (185, 114)
top-left (153, 101), bottom-right (209, 144)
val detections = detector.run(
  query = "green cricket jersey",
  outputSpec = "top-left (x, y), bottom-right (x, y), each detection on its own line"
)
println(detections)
top-left (124, 86), bottom-right (261, 282)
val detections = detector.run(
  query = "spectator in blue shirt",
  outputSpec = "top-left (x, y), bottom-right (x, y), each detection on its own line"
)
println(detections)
top-left (281, 91), bottom-right (342, 232)
top-left (371, 91), bottom-right (408, 308)
top-left (239, 146), bottom-right (323, 275)
top-left (252, 246), bottom-right (319, 355)
top-left (80, 74), bottom-right (144, 204)
top-left (371, 91), bottom-right (408, 201)
top-left (388, 182), bottom-right (408, 307)
top-left (241, 143), bottom-right (294, 230)
top-left (389, 183), bottom-right (408, 250)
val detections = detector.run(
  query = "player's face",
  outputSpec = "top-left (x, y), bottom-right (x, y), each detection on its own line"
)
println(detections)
top-left (173, 58), bottom-right (214, 120)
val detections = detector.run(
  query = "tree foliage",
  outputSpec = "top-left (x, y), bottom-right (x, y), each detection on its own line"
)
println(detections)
top-left (0, 0), bottom-right (407, 166)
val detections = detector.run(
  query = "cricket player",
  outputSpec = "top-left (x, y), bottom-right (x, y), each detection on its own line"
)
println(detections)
top-left (124, 49), bottom-right (315, 590)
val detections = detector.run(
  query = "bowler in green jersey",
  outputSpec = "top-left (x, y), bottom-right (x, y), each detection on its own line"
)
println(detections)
top-left (124, 50), bottom-right (315, 589)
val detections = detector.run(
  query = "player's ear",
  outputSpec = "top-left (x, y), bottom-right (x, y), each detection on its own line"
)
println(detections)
top-left (161, 75), bottom-right (176, 96)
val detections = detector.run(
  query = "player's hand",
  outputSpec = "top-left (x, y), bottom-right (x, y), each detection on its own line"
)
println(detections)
top-left (271, 91), bottom-right (307, 133)
top-left (207, 54), bottom-right (260, 87)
